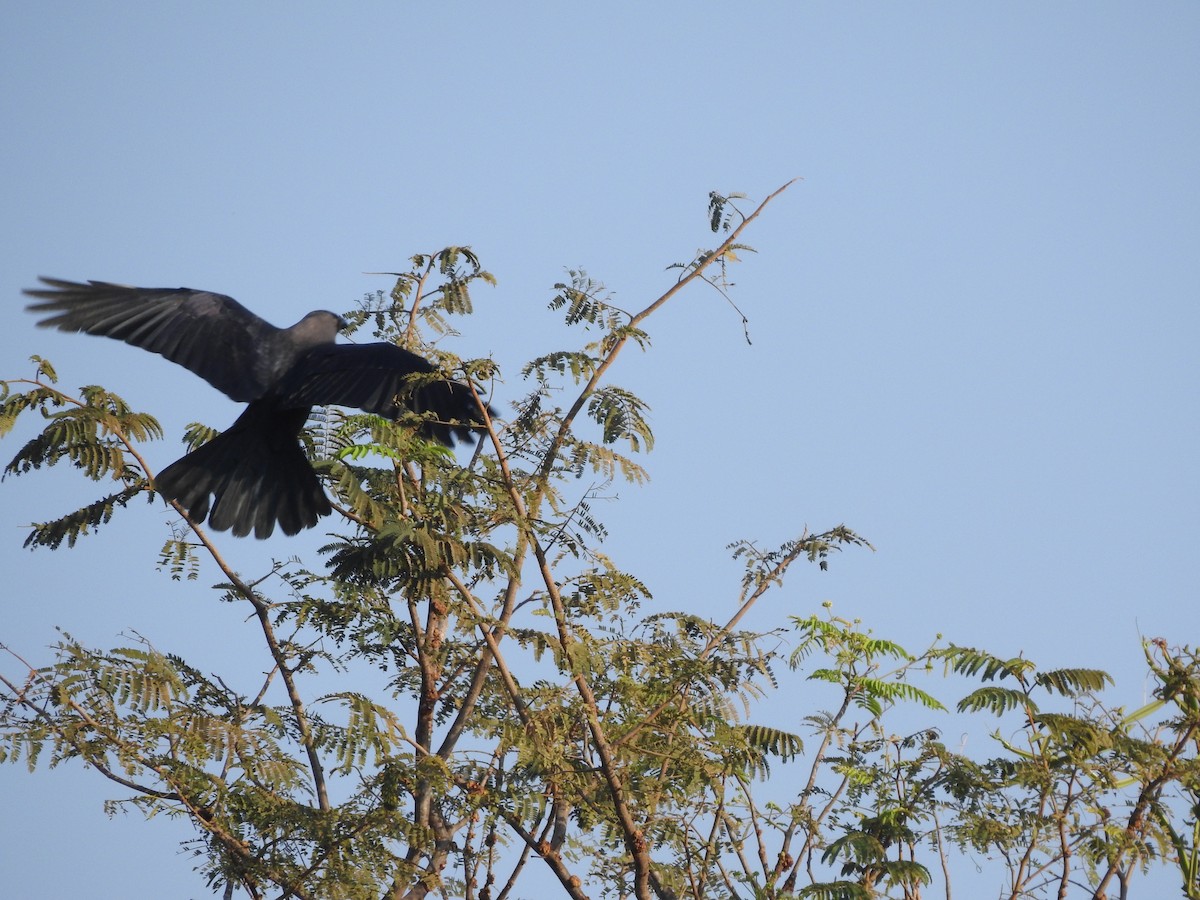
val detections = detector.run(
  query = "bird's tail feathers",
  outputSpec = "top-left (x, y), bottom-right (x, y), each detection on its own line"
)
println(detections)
top-left (154, 404), bottom-right (331, 538)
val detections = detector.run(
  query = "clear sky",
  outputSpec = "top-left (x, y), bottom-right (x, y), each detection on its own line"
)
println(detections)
top-left (2, 4), bottom-right (1198, 898)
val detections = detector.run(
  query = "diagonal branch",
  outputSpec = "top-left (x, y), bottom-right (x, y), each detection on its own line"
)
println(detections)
top-left (117, 428), bottom-right (333, 814)
top-left (530, 179), bottom-right (797, 516)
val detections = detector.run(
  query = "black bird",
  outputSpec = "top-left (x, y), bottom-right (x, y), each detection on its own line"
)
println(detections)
top-left (24, 277), bottom-right (489, 538)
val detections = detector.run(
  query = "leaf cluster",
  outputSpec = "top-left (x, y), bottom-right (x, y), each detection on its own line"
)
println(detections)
top-left (2, 361), bottom-right (162, 547)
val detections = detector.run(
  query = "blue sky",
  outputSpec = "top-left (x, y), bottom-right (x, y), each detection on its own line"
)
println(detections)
top-left (2, 4), bottom-right (1198, 897)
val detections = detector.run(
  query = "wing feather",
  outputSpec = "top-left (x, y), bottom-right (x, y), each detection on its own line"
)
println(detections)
top-left (24, 277), bottom-right (278, 401)
top-left (281, 343), bottom-right (488, 445)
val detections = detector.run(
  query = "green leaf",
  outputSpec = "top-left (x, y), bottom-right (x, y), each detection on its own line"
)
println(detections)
top-left (23, 484), bottom-right (146, 549)
top-left (956, 686), bottom-right (1031, 716)
top-left (586, 386), bottom-right (653, 451)
top-left (936, 645), bottom-right (1036, 683)
top-left (1035, 667), bottom-right (1112, 697)
top-left (796, 882), bottom-right (872, 900)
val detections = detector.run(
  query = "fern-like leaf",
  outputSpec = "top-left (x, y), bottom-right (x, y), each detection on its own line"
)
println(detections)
top-left (738, 723), bottom-right (803, 761)
top-left (936, 645), bottom-right (1037, 683)
top-left (548, 270), bottom-right (626, 330)
top-left (796, 882), bottom-right (872, 900)
top-left (23, 484), bottom-right (145, 549)
top-left (956, 686), bottom-right (1032, 716)
top-left (1035, 667), bottom-right (1113, 697)
top-left (857, 678), bottom-right (946, 712)
top-left (586, 386), bottom-right (653, 451)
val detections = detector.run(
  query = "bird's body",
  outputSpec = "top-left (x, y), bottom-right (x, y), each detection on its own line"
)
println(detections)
top-left (24, 278), bottom-right (488, 538)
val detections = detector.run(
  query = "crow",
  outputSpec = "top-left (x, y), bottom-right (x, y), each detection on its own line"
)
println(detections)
top-left (24, 277), bottom-right (490, 538)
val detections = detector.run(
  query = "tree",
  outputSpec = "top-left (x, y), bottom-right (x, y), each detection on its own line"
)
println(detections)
top-left (2, 183), bottom-right (1198, 899)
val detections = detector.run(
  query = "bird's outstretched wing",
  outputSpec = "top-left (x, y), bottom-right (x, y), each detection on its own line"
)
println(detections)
top-left (282, 342), bottom-right (489, 445)
top-left (24, 277), bottom-right (280, 401)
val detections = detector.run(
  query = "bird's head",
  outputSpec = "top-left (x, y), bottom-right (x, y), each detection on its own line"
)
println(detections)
top-left (290, 310), bottom-right (347, 347)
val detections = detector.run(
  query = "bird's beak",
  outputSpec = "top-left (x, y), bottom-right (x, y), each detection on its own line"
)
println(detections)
top-left (337, 315), bottom-right (350, 331)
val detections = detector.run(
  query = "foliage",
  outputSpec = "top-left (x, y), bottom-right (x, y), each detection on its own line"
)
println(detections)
top-left (3, 188), bottom-right (1199, 900)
